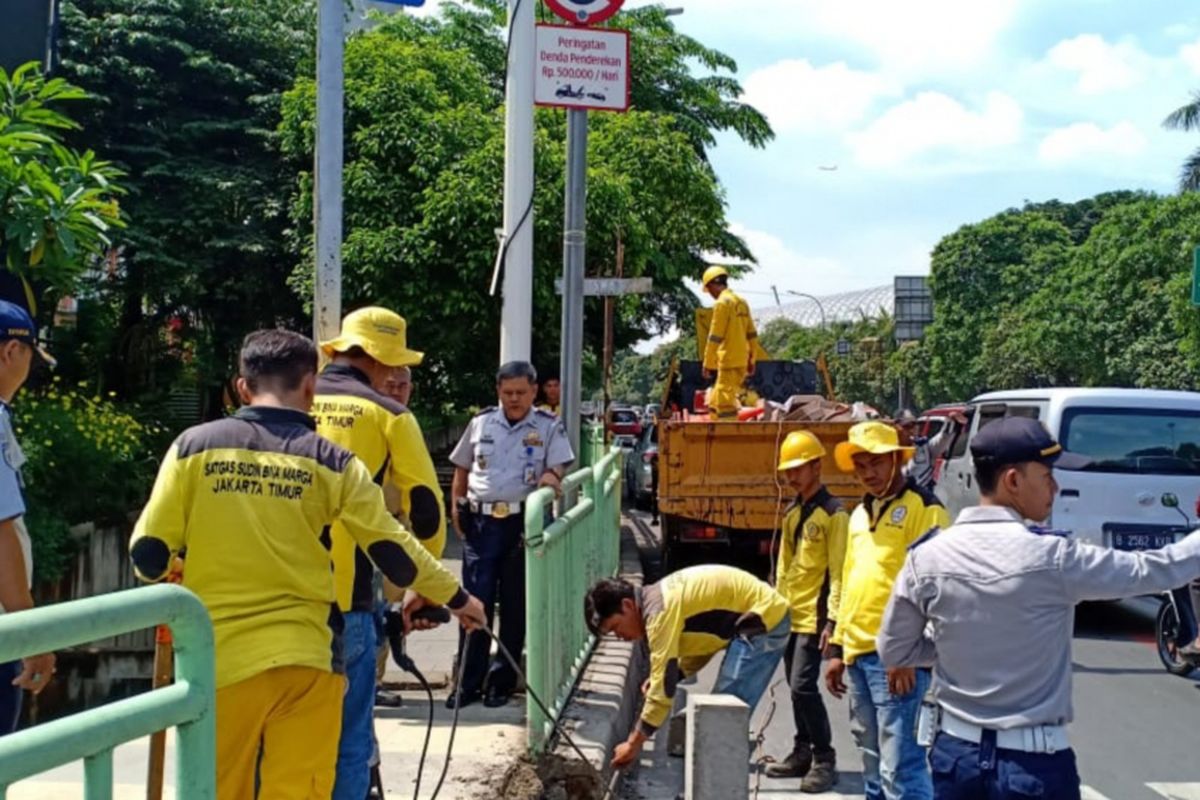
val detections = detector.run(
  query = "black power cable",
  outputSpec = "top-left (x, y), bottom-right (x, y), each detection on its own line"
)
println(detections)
top-left (386, 607), bottom-right (621, 800)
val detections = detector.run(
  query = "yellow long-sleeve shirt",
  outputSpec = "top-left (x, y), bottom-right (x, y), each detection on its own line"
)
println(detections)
top-left (638, 565), bottom-right (789, 735)
top-left (702, 288), bottom-right (758, 371)
top-left (832, 478), bottom-right (949, 664)
top-left (314, 364), bottom-right (447, 613)
top-left (775, 487), bottom-right (848, 635)
top-left (130, 405), bottom-right (466, 689)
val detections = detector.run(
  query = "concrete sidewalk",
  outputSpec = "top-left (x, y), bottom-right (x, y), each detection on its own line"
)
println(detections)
top-left (8, 535), bottom-right (528, 800)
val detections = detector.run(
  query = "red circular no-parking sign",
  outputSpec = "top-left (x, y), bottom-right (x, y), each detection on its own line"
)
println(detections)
top-left (544, 0), bottom-right (624, 26)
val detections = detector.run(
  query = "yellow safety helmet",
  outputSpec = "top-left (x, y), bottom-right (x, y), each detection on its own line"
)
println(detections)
top-left (834, 420), bottom-right (915, 473)
top-left (702, 265), bottom-right (729, 287)
top-left (777, 430), bottom-right (825, 472)
top-left (320, 306), bottom-right (424, 368)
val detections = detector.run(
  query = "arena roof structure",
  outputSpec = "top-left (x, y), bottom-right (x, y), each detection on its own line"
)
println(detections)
top-left (752, 284), bottom-right (894, 329)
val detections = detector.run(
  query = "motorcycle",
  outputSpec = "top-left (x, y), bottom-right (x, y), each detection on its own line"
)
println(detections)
top-left (1153, 493), bottom-right (1200, 676)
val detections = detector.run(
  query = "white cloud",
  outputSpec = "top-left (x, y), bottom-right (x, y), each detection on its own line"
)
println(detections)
top-left (741, 60), bottom-right (901, 134)
top-left (849, 91), bottom-right (1023, 168)
top-left (806, 0), bottom-right (1020, 77)
top-left (1037, 121), bottom-right (1147, 165)
top-left (1181, 38), bottom-right (1200, 75)
top-left (1045, 34), bottom-right (1146, 94)
top-left (697, 223), bottom-right (859, 299)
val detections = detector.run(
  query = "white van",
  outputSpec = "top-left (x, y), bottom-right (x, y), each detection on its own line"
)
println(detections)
top-left (937, 388), bottom-right (1200, 549)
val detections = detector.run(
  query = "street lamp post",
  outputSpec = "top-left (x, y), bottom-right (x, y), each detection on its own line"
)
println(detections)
top-left (785, 290), bottom-right (828, 329)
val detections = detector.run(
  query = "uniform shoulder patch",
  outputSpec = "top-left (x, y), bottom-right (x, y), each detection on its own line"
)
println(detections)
top-left (474, 406), bottom-right (497, 418)
top-left (908, 526), bottom-right (941, 551)
top-left (534, 408), bottom-right (556, 419)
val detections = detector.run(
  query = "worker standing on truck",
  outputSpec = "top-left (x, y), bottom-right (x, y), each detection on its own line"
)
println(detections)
top-left (877, 417), bottom-right (1200, 800)
top-left (766, 431), bottom-right (847, 793)
top-left (586, 565), bottom-right (791, 770)
top-left (314, 307), bottom-right (447, 800)
top-left (824, 420), bottom-right (950, 800)
top-left (701, 265), bottom-right (758, 420)
top-left (129, 329), bottom-right (486, 799)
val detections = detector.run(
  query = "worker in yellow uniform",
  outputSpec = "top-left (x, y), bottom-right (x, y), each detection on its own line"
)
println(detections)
top-left (701, 265), bottom-right (758, 419)
top-left (313, 306), bottom-right (447, 800)
top-left (586, 564), bottom-right (790, 769)
top-left (766, 430), bottom-right (847, 793)
top-left (129, 329), bottom-right (485, 800)
top-left (824, 420), bottom-right (949, 800)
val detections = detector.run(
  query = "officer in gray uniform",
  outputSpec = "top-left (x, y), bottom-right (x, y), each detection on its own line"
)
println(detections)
top-left (878, 416), bottom-right (1200, 800)
top-left (446, 361), bottom-right (574, 709)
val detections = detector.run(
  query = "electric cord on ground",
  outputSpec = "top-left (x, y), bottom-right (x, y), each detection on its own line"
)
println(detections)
top-left (384, 610), bottom-right (436, 800)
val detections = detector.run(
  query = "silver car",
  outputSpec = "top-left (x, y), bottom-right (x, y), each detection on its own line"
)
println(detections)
top-left (623, 424), bottom-right (658, 510)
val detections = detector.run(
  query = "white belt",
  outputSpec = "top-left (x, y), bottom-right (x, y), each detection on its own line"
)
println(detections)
top-left (940, 711), bottom-right (1069, 754)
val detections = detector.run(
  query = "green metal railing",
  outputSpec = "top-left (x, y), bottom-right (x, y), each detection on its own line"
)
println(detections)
top-left (524, 446), bottom-right (622, 754)
top-left (0, 584), bottom-right (216, 798)
top-left (577, 422), bottom-right (605, 468)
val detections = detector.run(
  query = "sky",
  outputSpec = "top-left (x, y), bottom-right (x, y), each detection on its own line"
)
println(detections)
top-left (400, 0), bottom-right (1200, 310)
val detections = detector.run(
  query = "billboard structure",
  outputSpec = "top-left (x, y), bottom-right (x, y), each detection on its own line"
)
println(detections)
top-left (894, 275), bottom-right (933, 342)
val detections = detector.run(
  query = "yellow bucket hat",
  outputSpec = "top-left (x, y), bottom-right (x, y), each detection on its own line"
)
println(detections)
top-left (320, 307), bottom-right (424, 368)
top-left (834, 420), bottom-right (915, 472)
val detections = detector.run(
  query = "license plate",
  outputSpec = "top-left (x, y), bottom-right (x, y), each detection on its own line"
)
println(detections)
top-left (1112, 531), bottom-right (1176, 551)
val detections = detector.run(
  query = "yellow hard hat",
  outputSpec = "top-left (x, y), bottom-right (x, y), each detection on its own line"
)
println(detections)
top-left (834, 420), bottom-right (915, 473)
top-left (320, 307), bottom-right (424, 368)
top-left (777, 430), bottom-right (825, 471)
top-left (702, 265), bottom-right (729, 287)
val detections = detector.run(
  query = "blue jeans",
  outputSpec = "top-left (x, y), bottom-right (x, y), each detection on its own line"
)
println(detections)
top-left (847, 652), bottom-right (932, 800)
top-left (712, 614), bottom-right (791, 712)
top-left (930, 731), bottom-right (1081, 800)
top-left (0, 660), bottom-right (20, 735)
top-left (333, 610), bottom-right (378, 800)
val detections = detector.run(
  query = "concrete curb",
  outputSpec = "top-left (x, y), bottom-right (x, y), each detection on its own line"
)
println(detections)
top-left (553, 527), bottom-right (648, 798)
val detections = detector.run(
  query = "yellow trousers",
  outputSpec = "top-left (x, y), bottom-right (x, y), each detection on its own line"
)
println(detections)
top-left (709, 367), bottom-right (746, 419)
top-left (216, 665), bottom-right (345, 800)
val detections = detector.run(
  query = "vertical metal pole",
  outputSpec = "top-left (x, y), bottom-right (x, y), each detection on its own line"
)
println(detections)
top-left (313, 0), bottom-right (344, 345)
top-left (83, 749), bottom-right (113, 800)
top-left (499, 0), bottom-right (535, 364)
top-left (560, 110), bottom-right (588, 462)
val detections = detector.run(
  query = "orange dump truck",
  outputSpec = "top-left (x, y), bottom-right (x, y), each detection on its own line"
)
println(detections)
top-left (657, 417), bottom-right (859, 572)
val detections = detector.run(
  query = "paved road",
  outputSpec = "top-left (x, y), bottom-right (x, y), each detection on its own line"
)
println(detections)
top-left (621, 509), bottom-right (1200, 800)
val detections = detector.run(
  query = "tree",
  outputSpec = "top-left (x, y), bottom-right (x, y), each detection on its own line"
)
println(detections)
top-left (1164, 92), bottom-right (1200, 192)
top-left (280, 6), bottom-right (770, 410)
top-left (55, 0), bottom-right (314, 410)
top-left (0, 62), bottom-right (124, 305)
top-left (919, 211), bottom-right (1073, 400)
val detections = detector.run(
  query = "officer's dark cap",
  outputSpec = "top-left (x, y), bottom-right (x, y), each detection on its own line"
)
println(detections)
top-left (970, 416), bottom-right (1091, 470)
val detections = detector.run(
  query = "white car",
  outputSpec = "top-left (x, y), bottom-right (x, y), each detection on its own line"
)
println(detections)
top-left (937, 388), bottom-right (1200, 550)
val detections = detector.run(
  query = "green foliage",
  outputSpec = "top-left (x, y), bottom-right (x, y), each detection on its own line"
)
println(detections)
top-left (610, 335), bottom-right (696, 404)
top-left (912, 191), bottom-right (1200, 404)
top-left (280, 6), bottom-right (768, 410)
top-left (0, 62), bottom-right (125, 298)
top-left (1164, 91), bottom-right (1200, 192)
top-left (13, 380), bottom-right (167, 581)
top-left (56, 0), bottom-right (314, 411)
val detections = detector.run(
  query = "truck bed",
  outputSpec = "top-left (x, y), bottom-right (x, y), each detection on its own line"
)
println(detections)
top-left (657, 418), bottom-right (860, 532)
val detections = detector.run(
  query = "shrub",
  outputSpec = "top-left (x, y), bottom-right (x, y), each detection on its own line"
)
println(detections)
top-left (12, 378), bottom-right (167, 581)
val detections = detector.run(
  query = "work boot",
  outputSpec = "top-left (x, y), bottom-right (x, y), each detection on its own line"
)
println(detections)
top-left (765, 745), bottom-right (812, 778)
top-left (800, 752), bottom-right (837, 794)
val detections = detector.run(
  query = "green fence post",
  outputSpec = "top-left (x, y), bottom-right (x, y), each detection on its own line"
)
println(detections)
top-left (83, 748), bottom-right (113, 800)
top-left (524, 487), bottom-right (551, 752)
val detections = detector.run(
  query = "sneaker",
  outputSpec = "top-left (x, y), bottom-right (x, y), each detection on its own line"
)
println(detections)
top-left (800, 754), bottom-right (837, 794)
top-left (765, 746), bottom-right (812, 778)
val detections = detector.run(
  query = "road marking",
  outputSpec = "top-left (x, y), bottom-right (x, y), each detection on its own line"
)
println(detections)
top-left (1081, 787), bottom-right (1112, 800)
top-left (1149, 784), bottom-right (1200, 800)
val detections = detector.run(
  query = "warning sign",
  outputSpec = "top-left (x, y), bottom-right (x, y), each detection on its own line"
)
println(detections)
top-left (535, 24), bottom-right (630, 113)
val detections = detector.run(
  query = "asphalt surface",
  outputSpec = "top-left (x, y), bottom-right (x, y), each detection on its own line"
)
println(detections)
top-left (621, 508), bottom-right (1200, 800)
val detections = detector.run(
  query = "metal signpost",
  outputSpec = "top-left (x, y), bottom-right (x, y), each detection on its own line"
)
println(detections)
top-left (536, 0), bottom-right (628, 462)
top-left (313, 0), bottom-right (345, 346)
top-left (1192, 247), bottom-right (1200, 306)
